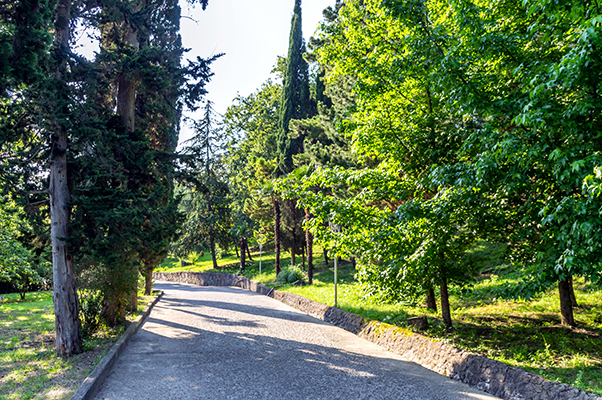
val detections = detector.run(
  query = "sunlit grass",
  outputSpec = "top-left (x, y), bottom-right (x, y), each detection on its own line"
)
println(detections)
top-left (0, 290), bottom-right (156, 400)
top-left (156, 244), bottom-right (602, 396)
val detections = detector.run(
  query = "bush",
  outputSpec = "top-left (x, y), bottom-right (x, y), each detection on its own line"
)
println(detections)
top-left (276, 265), bottom-right (305, 284)
top-left (78, 289), bottom-right (103, 338)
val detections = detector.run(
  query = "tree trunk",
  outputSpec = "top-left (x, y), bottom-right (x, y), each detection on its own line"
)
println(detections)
top-left (245, 241), bottom-right (254, 262)
top-left (568, 276), bottom-right (578, 307)
top-left (144, 265), bottom-right (153, 295)
top-left (301, 244), bottom-right (305, 271)
top-left (235, 245), bottom-right (239, 258)
top-left (426, 287), bottom-right (437, 312)
top-left (559, 279), bottom-right (575, 326)
top-left (291, 226), bottom-right (297, 267)
top-left (239, 237), bottom-right (246, 272)
top-left (440, 276), bottom-right (452, 328)
top-left (323, 248), bottom-right (329, 266)
top-left (274, 199), bottom-right (281, 276)
top-left (114, 18), bottom-right (139, 314)
top-left (305, 209), bottom-right (313, 285)
top-left (209, 231), bottom-right (218, 270)
top-left (128, 279), bottom-right (138, 312)
top-left (50, 0), bottom-right (82, 357)
top-left (116, 24), bottom-right (139, 132)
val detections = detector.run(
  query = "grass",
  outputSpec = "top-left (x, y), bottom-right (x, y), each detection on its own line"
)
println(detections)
top-left (0, 290), bottom-right (157, 400)
top-left (157, 244), bottom-right (602, 396)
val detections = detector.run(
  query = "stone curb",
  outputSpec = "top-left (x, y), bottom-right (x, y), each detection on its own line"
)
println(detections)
top-left (69, 291), bottom-right (164, 400)
top-left (154, 271), bottom-right (601, 400)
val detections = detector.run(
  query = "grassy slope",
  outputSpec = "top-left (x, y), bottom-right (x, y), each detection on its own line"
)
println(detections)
top-left (157, 245), bottom-right (602, 396)
top-left (0, 291), bottom-right (155, 400)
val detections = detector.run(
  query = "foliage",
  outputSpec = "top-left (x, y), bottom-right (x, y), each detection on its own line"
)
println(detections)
top-left (0, 199), bottom-right (44, 300)
top-left (276, 264), bottom-right (305, 284)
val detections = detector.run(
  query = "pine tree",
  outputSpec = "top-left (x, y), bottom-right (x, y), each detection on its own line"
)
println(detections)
top-left (176, 101), bottom-right (231, 270)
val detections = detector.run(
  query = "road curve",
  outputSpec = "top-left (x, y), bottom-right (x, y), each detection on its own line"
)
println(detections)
top-left (94, 281), bottom-right (500, 400)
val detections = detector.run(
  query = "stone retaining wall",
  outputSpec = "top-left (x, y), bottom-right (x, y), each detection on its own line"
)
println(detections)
top-left (154, 271), bottom-right (600, 400)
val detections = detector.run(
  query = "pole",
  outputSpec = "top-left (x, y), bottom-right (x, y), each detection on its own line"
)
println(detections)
top-left (334, 255), bottom-right (338, 308)
top-left (259, 243), bottom-right (263, 275)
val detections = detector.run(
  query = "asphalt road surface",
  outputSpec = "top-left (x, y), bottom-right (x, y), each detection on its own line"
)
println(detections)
top-left (94, 282), bottom-right (500, 400)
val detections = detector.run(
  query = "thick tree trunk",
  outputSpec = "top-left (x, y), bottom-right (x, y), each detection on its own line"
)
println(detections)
top-left (50, 0), bottom-right (82, 357)
top-left (426, 287), bottom-right (437, 312)
top-left (274, 199), bottom-right (281, 275)
top-left (209, 231), bottom-right (218, 269)
top-left (245, 241), bottom-right (254, 262)
top-left (144, 265), bottom-right (153, 295)
top-left (568, 276), bottom-right (578, 307)
top-left (305, 209), bottom-right (313, 284)
top-left (116, 25), bottom-right (139, 132)
top-left (440, 276), bottom-right (452, 328)
top-left (559, 279), bottom-right (575, 326)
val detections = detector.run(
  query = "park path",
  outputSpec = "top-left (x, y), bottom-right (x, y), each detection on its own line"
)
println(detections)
top-left (94, 282), bottom-right (500, 400)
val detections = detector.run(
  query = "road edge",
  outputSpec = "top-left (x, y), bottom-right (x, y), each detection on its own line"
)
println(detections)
top-left (69, 291), bottom-right (164, 400)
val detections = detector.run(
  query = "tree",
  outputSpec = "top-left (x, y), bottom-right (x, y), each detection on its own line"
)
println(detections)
top-left (73, 0), bottom-right (218, 320)
top-left (276, 0), bottom-right (313, 176)
top-left (223, 78), bottom-right (282, 273)
top-left (0, 0), bottom-right (84, 355)
top-left (175, 102), bottom-right (232, 269)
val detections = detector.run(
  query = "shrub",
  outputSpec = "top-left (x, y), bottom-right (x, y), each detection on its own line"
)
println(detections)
top-left (276, 265), bottom-right (305, 284)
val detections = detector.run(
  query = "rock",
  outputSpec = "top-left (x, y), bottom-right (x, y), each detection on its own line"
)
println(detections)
top-left (407, 316), bottom-right (429, 329)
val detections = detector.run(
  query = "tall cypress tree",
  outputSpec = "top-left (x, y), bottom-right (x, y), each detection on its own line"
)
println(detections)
top-left (275, 0), bottom-right (313, 270)
top-left (277, 0), bottom-right (312, 176)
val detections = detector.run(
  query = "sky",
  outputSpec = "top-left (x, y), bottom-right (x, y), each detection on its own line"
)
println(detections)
top-left (177, 0), bottom-right (335, 144)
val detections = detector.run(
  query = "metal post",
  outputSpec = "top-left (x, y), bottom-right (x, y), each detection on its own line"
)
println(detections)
top-left (334, 256), bottom-right (338, 308)
top-left (259, 243), bottom-right (263, 275)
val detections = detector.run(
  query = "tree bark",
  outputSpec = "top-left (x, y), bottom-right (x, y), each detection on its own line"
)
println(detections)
top-left (245, 241), bottom-right (254, 262)
top-left (291, 227), bottom-right (297, 267)
top-left (116, 23), bottom-right (139, 132)
top-left (568, 275), bottom-right (578, 307)
top-left (209, 231), bottom-right (218, 269)
top-left (440, 275), bottom-right (452, 328)
top-left (144, 265), bottom-right (153, 295)
top-left (323, 248), bottom-right (329, 266)
top-left (305, 209), bottom-right (313, 285)
top-left (559, 279), bottom-right (575, 326)
top-left (426, 287), bottom-right (437, 312)
top-left (50, 0), bottom-right (82, 357)
top-left (274, 199), bottom-right (281, 275)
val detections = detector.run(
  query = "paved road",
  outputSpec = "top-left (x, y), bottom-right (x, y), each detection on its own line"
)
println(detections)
top-left (94, 282), bottom-right (500, 400)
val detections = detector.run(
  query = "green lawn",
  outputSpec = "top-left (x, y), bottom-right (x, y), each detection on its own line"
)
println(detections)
top-left (0, 291), bottom-right (156, 400)
top-left (157, 245), bottom-right (602, 396)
